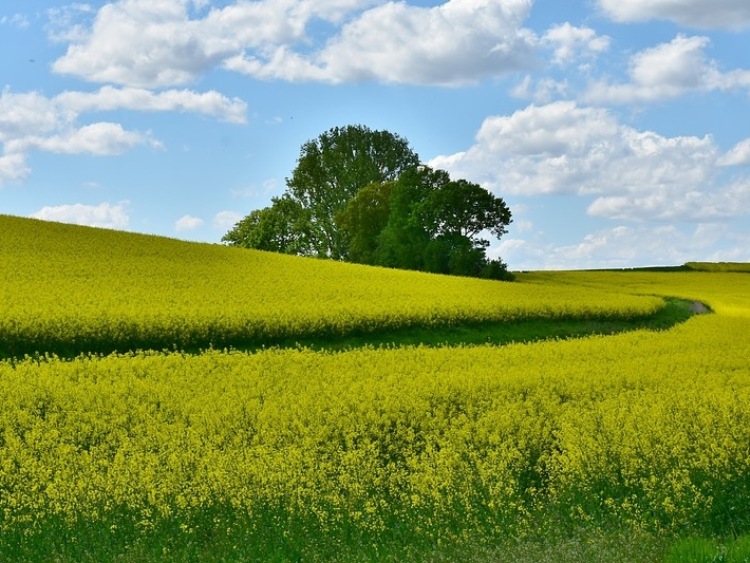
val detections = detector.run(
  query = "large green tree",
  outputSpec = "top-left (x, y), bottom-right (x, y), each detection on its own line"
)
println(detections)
top-left (338, 166), bottom-right (513, 279)
top-left (224, 126), bottom-right (513, 279)
top-left (370, 166), bottom-right (448, 271)
top-left (413, 178), bottom-right (511, 244)
top-left (334, 180), bottom-right (396, 265)
top-left (285, 125), bottom-right (420, 259)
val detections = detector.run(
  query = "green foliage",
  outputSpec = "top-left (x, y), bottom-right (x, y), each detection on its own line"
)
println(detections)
top-left (661, 534), bottom-right (750, 563)
top-left (339, 165), bottom-right (513, 279)
top-left (413, 177), bottom-right (511, 242)
top-left (221, 195), bottom-right (312, 254)
top-left (284, 124), bottom-right (419, 259)
top-left (224, 126), bottom-right (513, 279)
top-left (727, 535), bottom-right (750, 562)
top-left (334, 180), bottom-right (397, 265)
top-left (664, 538), bottom-right (720, 563)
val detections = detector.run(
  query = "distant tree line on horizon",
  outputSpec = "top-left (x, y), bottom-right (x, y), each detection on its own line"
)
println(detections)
top-left (222, 125), bottom-right (513, 280)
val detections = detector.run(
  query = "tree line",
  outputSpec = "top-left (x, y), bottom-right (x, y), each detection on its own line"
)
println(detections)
top-left (223, 125), bottom-right (513, 280)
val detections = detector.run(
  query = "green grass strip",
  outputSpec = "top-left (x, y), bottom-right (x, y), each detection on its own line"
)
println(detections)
top-left (239, 297), bottom-right (702, 353)
top-left (1, 298), bottom-right (703, 360)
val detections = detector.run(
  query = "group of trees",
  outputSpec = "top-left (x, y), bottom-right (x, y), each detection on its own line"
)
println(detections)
top-left (222, 125), bottom-right (513, 280)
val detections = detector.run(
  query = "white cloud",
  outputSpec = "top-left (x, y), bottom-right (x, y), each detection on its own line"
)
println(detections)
top-left (0, 89), bottom-right (65, 142)
top-left (56, 86), bottom-right (247, 123)
top-left (213, 210), bottom-right (243, 231)
top-left (494, 224), bottom-right (745, 271)
top-left (585, 35), bottom-right (750, 104)
top-left (429, 101), bottom-right (750, 223)
top-left (228, 0), bottom-right (536, 85)
top-left (51, 0), bottom-right (379, 87)
top-left (513, 219), bottom-right (535, 234)
top-left (0, 153), bottom-right (30, 185)
top-left (51, 0), bottom-right (536, 87)
top-left (52, 0), bottom-right (222, 86)
top-left (542, 23), bottom-right (610, 66)
top-left (31, 201), bottom-right (130, 229)
top-left (585, 179), bottom-right (750, 223)
top-left (597, 0), bottom-right (750, 30)
top-left (0, 84), bottom-right (244, 182)
top-left (719, 138), bottom-right (750, 167)
top-left (432, 101), bottom-right (623, 196)
top-left (175, 214), bottom-right (205, 232)
top-left (47, 4), bottom-right (95, 42)
top-left (6, 122), bottom-right (162, 156)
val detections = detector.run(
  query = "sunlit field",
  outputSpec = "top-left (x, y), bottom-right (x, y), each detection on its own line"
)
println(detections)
top-left (0, 215), bottom-right (662, 357)
top-left (2, 215), bottom-right (749, 562)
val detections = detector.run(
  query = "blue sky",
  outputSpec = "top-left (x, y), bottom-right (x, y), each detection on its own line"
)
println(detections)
top-left (2, 0), bottom-right (749, 270)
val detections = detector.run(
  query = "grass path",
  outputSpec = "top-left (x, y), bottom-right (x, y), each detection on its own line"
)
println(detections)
top-left (224, 296), bottom-right (701, 353)
top-left (2, 297), bottom-right (701, 360)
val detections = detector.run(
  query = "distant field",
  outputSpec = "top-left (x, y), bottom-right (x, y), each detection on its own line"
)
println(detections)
top-left (2, 215), bottom-right (750, 562)
top-left (684, 261), bottom-right (750, 273)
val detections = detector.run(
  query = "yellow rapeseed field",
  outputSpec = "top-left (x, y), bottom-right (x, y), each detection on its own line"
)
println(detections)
top-left (0, 215), bottom-right (661, 355)
top-left (1, 215), bottom-right (749, 549)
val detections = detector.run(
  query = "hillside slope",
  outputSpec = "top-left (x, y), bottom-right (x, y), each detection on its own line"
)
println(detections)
top-left (0, 215), bottom-right (662, 356)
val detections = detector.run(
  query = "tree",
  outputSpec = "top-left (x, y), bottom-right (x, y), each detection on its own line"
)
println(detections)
top-left (414, 178), bottom-right (512, 245)
top-left (335, 180), bottom-right (396, 265)
top-left (337, 165), bottom-right (513, 279)
top-left (221, 195), bottom-right (312, 254)
top-left (285, 125), bottom-right (420, 259)
top-left (223, 126), bottom-right (514, 280)
top-left (373, 166), bottom-right (449, 271)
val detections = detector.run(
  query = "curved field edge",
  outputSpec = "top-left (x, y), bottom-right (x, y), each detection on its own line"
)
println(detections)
top-left (0, 295), bottom-right (698, 359)
top-left (1, 308), bottom-right (749, 562)
top-left (0, 215), bottom-right (665, 358)
top-left (0, 297), bottom-right (675, 359)
top-left (229, 296), bottom-right (702, 353)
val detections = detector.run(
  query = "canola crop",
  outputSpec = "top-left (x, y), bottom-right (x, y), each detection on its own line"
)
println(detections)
top-left (1, 255), bottom-right (749, 544)
top-left (0, 215), bottom-right (662, 356)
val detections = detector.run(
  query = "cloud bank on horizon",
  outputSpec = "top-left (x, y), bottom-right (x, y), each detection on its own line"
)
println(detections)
top-left (1, 0), bottom-right (749, 270)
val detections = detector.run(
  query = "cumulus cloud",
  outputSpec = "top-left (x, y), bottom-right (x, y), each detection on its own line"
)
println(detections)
top-left (511, 75), bottom-right (569, 103)
top-left (494, 224), bottom-right (745, 271)
top-left (429, 101), bottom-right (750, 223)
top-left (239, 0), bottom-right (536, 85)
top-left (52, 0), bottom-right (224, 87)
top-left (50, 0), bottom-right (378, 87)
top-left (0, 153), bottom-right (31, 185)
top-left (0, 85), bottom-right (245, 181)
top-left (56, 86), bottom-right (247, 123)
top-left (542, 23), bottom-right (610, 66)
top-left (0, 89), bottom-right (64, 142)
top-left (585, 187), bottom-right (742, 223)
top-left (51, 0), bottom-right (536, 87)
top-left (6, 122), bottom-right (162, 156)
top-left (585, 35), bottom-right (750, 104)
top-left (597, 0), bottom-right (750, 30)
top-left (719, 138), bottom-right (750, 167)
top-left (175, 214), bottom-right (205, 232)
top-left (31, 201), bottom-right (130, 229)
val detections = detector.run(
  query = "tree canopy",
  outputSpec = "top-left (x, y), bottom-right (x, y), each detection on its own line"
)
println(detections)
top-left (223, 125), bottom-right (513, 280)
top-left (284, 124), bottom-right (420, 259)
top-left (338, 166), bottom-right (513, 279)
